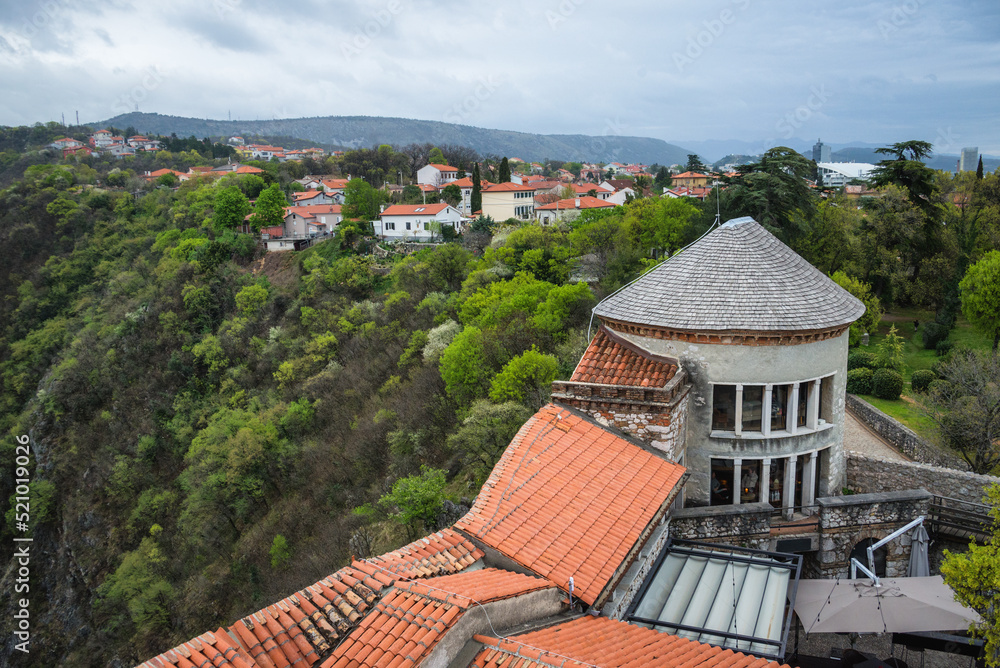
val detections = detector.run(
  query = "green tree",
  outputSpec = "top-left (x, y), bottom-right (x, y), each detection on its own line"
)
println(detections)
top-left (401, 184), bottom-right (422, 204)
top-left (874, 324), bottom-right (905, 371)
top-left (249, 183), bottom-right (286, 232)
top-left (235, 283), bottom-right (270, 316)
top-left (722, 147), bottom-right (817, 242)
top-left (213, 185), bottom-right (251, 232)
top-left (654, 166), bottom-right (672, 190)
top-left (270, 534), bottom-right (292, 569)
top-left (428, 147), bottom-right (446, 165)
top-left (471, 163), bottom-right (482, 213)
top-left (441, 183), bottom-right (462, 208)
top-left (447, 400), bottom-right (532, 481)
top-left (870, 140), bottom-right (939, 217)
top-left (488, 347), bottom-right (560, 407)
top-left (498, 157), bottom-right (511, 183)
top-left (439, 325), bottom-right (492, 405)
top-left (942, 483), bottom-right (1000, 664)
top-left (960, 250), bottom-right (1000, 350)
top-left (378, 466), bottom-right (448, 537)
top-left (830, 271), bottom-right (883, 346)
top-left (343, 178), bottom-right (387, 222)
top-left (926, 349), bottom-right (1000, 473)
top-left (686, 154), bottom-right (707, 172)
top-left (978, 156), bottom-right (985, 180)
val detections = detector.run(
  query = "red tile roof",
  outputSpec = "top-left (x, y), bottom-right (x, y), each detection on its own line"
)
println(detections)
top-left (137, 530), bottom-right (482, 668)
top-left (365, 529), bottom-right (483, 579)
top-left (381, 203), bottom-right (450, 217)
top-left (426, 163), bottom-right (458, 172)
top-left (471, 616), bottom-right (790, 668)
top-left (294, 190), bottom-right (326, 200)
top-left (535, 196), bottom-right (615, 211)
top-left (454, 404), bottom-right (686, 606)
top-left (571, 327), bottom-right (678, 388)
top-left (320, 569), bottom-right (551, 668)
top-left (138, 628), bottom-right (256, 668)
top-left (482, 182), bottom-right (535, 192)
top-left (322, 179), bottom-right (350, 190)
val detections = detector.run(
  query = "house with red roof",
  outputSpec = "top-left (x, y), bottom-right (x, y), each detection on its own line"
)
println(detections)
top-left (448, 176), bottom-right (493, 215)
top-left (292, 189), bottom-right (340, 207)
top-left (376, 203), bottom-right (463, 242)
top-left (416, 163), bottom-right (459, 188)
top-left (480, 182), bottom-right (536, 221)
top-left (672, 171), bottom-right (714, 188)
top-left (535, 196), bottom-right (615, 225)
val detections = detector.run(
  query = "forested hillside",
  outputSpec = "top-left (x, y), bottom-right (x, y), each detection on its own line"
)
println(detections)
top-left (0, 135), bottom-right (998, 666)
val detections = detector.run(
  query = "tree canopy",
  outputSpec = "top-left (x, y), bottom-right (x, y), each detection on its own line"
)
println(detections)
top-left (960, 250), bottom-right (1000, 349)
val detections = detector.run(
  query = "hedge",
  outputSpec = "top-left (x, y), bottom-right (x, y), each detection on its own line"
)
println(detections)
top-left (872, 368), bottom-right (904, 400)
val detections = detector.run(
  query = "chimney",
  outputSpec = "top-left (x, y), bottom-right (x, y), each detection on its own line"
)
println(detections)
top-left (575, 198), bottom-right (580, 207)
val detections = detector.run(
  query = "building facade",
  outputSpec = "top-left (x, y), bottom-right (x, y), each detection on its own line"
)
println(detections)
top-left (570, 217), bottom-right (864, 512)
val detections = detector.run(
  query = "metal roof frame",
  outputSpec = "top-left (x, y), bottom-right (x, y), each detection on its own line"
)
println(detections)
top-left (624, 538), bottom-right (802, 661)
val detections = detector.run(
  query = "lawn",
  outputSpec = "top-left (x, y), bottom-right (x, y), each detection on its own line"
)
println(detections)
top-left (853, 309), bottom-right (993, 439)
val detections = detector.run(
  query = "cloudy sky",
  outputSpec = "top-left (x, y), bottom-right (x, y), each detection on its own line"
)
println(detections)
top-left (1, 0), bottom-right (998, 153)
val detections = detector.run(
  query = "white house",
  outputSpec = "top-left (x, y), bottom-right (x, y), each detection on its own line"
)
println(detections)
top-left (480, 182), bottom-right (536, 221)
top-left (375, 203), bottom-right (463, 242)
top-left (416, 163), bottom-right (459, 187)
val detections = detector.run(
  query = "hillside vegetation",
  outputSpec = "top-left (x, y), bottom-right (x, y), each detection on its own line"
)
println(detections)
top-left (1, 134), bottom-right (999, 665)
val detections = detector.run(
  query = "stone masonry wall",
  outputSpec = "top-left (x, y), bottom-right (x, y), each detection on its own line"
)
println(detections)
top-left (813, 489), bottom-right (931, 579)
top-left (668, 502), bottom-right (772, 550)
top-left (845, 394), bottom-right (965, 468)
top-left (551, 380), bottom-right (689, 461)
top-left (847, 452), bottom-right (999, 505)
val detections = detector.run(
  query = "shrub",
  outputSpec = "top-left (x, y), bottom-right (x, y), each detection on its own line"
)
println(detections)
top-left (847, 351), bottom-right (878, 370)
top-left (920, 322), bottom-right (949, 351)
top-left (875, 325), bottom-right (905, 371)
top-left (910, 369), bottom-right (936, 393)
top-left (936, 340), bottom-right (954, 357)
top-left (872, 368), bottom-right (904, 400)
top-left (846, 367), bottom-right (874, 395)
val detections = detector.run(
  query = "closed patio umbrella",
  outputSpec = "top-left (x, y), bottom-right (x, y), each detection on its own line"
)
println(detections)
top-left (794, 575), bottom-right (979, 634)
top-left (908, 524), bottom-right (930, 577)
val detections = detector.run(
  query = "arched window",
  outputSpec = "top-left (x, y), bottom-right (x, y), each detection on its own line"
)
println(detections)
top-left (849, 538), bottom-right (886, 578)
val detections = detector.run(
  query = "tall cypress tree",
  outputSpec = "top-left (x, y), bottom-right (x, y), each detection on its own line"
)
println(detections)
top-left (977, 155), bottom-right (985, 180)
top-left (471, 163), bottom-right (482, 214)
top-left (498, 157), bottom-right (511, 183)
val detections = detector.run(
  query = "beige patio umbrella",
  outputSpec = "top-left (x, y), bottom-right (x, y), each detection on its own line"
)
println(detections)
top-left (794, 575), bottom-right (980, 634)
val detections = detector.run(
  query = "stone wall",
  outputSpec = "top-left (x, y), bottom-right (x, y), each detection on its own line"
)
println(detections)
top-left (551, 375), bottom-right (689, 460)
top-left (813, 489), bottom-right (931, 579)
top-left (846, 452), bottom-right (998, 505)
top-left (668, 502), bottom-right (772, 550)
top-left (845, 394), bottom-right (964, 468)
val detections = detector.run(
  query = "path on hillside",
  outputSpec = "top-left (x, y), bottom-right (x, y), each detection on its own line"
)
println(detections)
top-left (843, 411), bottom-right (910, 462)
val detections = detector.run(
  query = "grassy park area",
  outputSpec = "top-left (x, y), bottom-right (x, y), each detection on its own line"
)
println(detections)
top-left (852, 308), bottom-right (994, 441)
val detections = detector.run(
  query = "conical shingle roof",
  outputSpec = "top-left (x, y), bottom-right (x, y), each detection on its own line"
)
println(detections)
top-left (593, 217), bottom-right (865, 332)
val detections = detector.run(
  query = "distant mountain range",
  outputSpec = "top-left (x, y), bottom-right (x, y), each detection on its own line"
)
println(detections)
top-left (92, 113), bottom-right (693, 166)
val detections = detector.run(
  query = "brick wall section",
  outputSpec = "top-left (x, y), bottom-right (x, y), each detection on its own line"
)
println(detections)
top-left (551, 373), bottom-right (689, 460)
top-left (814, 489), bottom-right (931, 579)
top-left (602, 318), bottom-right (848, 346)
top-left (845, 394), bottom-right (965, 468)
top-left (846, 452), bottom-right (999, 505)
top-left (668, 502), bottom-right (772, 551)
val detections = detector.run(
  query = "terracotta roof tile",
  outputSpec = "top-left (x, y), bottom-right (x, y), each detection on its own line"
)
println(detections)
top-left (137, 629), bottom-right (256, 668)
top-left (381, 203), bottom-right (450, 216)
top-left (570, 327), bottom-right (678, 387)
top-left (470, 616), bottom-right (791, 668)
top-left (365, 528), bottom-right (484, 579)
top-left (454, 405), bottom-right (686, 606)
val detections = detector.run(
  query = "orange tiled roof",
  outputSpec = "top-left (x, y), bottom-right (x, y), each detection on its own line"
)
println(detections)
top-left (471, 616), bottom-right (790, 668)
top-left (454, 404), bottom-right (686, 606)
top-left (137, 530), bottom-right (482, 668)
top-left (365, 528), bottom-right (483, 579)
top-left (320, 569), bottom-right (551, 668)
top-left (535, 196), bottom-right (615, 211)
top-left (482, 182), bottom-right (535, 192)
top-left (233, 165), bottom-right (265, 174)
top-left (426, 163), bottom-right (458, 172)
top-left (138, 628), bottom-right (254, 668)
top-left (571, 327), bottom-right (677, 388)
